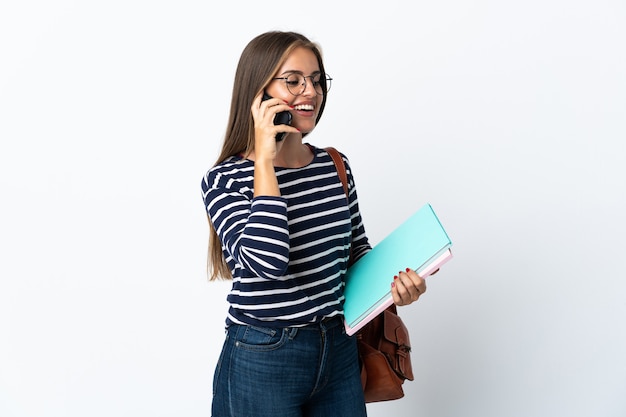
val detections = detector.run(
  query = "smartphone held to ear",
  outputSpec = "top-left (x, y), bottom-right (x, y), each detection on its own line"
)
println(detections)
top-left (262, 92), bottom-right (292, 142)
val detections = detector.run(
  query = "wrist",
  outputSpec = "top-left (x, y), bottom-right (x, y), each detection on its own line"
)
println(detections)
top-left (254, 159), bottom-right (280, 197)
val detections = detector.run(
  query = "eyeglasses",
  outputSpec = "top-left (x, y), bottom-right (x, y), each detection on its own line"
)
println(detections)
top-left (272, 73), bottom-right (332, 96)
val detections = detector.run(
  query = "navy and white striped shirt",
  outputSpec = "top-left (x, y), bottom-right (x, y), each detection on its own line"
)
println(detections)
top-left (201, 145), bottom-right (371, 328)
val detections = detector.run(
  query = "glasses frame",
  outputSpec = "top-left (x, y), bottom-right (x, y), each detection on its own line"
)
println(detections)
top-left (272, 73), bottom-right (333, 96)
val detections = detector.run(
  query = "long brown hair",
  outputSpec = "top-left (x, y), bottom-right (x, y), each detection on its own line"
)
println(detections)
top-left (207, 31), bottom-right (329, 280)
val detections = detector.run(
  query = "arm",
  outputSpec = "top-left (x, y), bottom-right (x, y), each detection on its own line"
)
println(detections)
top-left (200, 93), bottom-right (299, 278)
top-left (343, 155), bottom-right (372, 263)
top-left (202, 172), bottom-right (290, 279)
top-left (250, 92), bottom-right (298, 198)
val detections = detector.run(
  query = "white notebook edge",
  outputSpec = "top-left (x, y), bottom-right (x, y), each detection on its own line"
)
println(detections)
top-left (344, 248), bottom-right (453, 336)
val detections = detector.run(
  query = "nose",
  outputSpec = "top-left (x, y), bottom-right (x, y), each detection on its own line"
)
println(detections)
top-left (301, 76), bottom-right (318, 97)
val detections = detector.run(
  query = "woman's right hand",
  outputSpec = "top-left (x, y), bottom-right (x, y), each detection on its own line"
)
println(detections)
top-left (251, 93), bottom-right (295, 162)
top-left (250, 93), bottom-right (294, 197)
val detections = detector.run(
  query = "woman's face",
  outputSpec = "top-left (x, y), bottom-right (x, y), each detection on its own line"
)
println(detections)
top-left (266, 46), bottom-right (324, 135)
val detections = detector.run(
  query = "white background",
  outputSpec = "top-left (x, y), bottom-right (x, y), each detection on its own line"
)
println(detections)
top-left (1, 1), bottom-right (625, 416)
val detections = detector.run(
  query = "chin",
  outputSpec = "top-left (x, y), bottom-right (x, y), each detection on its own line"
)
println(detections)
top-left (298, 122), bottom-right (316, 135)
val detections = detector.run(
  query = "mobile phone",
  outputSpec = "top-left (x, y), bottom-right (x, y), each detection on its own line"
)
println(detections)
top-left (262, 92), bottom-right (292, 142)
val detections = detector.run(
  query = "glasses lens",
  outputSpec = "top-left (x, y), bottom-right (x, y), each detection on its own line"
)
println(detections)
top-left (285, 73), bottom-right (305, 96)
top-left (321, 76), bottom-right (332, 94)
top-left (310, 74), bottom-right (325, 95)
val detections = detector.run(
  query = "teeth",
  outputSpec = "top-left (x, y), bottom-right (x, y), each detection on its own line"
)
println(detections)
top-left (294, 104), bottom-right (314, 111)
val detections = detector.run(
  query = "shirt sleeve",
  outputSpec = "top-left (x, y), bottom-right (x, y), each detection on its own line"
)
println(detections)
top-left (343, 155), bottom-right (372, 264)
top-left (202, 171), bottom-right (291, 279)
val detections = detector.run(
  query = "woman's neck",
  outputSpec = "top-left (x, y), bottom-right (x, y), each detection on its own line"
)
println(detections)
top-left (276, 139), bottom-right (314, 168)
top-left (246, 139), bottom-right (314, 169)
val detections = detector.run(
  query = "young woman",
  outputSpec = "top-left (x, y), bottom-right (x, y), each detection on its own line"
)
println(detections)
top-left (201, 31), bottom-right (427, 417)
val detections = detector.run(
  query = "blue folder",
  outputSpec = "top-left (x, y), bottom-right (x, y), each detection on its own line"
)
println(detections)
top-left (343, 203), bottom-right (453, 335)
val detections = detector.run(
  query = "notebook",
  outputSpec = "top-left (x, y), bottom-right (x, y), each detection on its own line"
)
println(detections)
top-left (343, 203), bottom-right (453, 335)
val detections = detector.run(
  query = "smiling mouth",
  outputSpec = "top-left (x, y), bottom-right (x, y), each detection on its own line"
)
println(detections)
top-left (294, 104), bottom-right (314, 111)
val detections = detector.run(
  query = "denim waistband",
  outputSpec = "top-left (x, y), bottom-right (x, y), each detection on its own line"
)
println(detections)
top-left (226, 315), bottom-right (346, 333)
top-left (299, 315), bottom-right (344, 332)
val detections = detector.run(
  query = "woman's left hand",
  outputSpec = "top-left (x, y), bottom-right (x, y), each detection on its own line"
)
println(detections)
top-left (391, 268), bottom-right (427, 306)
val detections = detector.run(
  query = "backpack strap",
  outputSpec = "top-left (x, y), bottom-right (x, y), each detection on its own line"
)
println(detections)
top-left (325, 147), bottom-right (353, 264)
top-left (325, 147), bottom-right (348, 197)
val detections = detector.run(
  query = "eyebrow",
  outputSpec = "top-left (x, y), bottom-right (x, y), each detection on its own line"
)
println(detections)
top-left (278, 70), bottom-right (322, 77)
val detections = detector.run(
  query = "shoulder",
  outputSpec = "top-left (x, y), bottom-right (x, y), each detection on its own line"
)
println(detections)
top-left (201, 156), bottom-right (254, 193)
top-left (312, 145), bottom-right (352, 166)
top-left (314, 145), bottom-right (356, 175)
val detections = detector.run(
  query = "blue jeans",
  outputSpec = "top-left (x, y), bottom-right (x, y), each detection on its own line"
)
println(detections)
top-left (211, 316), bottom-right (367, 417)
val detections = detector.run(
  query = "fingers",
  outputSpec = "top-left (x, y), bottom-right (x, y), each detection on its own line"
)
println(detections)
top-left (251, 93), bottom-right (295, 156)
top-left (253, 93), bottom-right (293, 129)
top-left (391, 268), bottom-right (427, 306)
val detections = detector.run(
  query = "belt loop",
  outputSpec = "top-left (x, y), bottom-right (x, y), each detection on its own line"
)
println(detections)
top-left (287, 327), bottom-right (298, 340)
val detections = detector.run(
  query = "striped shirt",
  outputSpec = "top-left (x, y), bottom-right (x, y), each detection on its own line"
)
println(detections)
top-left (201, 145), bottom-right (371, 327)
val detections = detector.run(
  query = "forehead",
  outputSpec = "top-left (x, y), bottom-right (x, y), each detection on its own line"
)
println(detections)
top-left (277, 46), bottom-right (320, 75)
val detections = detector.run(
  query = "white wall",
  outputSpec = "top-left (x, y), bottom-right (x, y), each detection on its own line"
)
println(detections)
top-left (1, 1), bottom-right (624, 416)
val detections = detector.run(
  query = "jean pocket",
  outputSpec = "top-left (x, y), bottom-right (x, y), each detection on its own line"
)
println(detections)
top-left (235, 325), bottom-right (290, 352)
